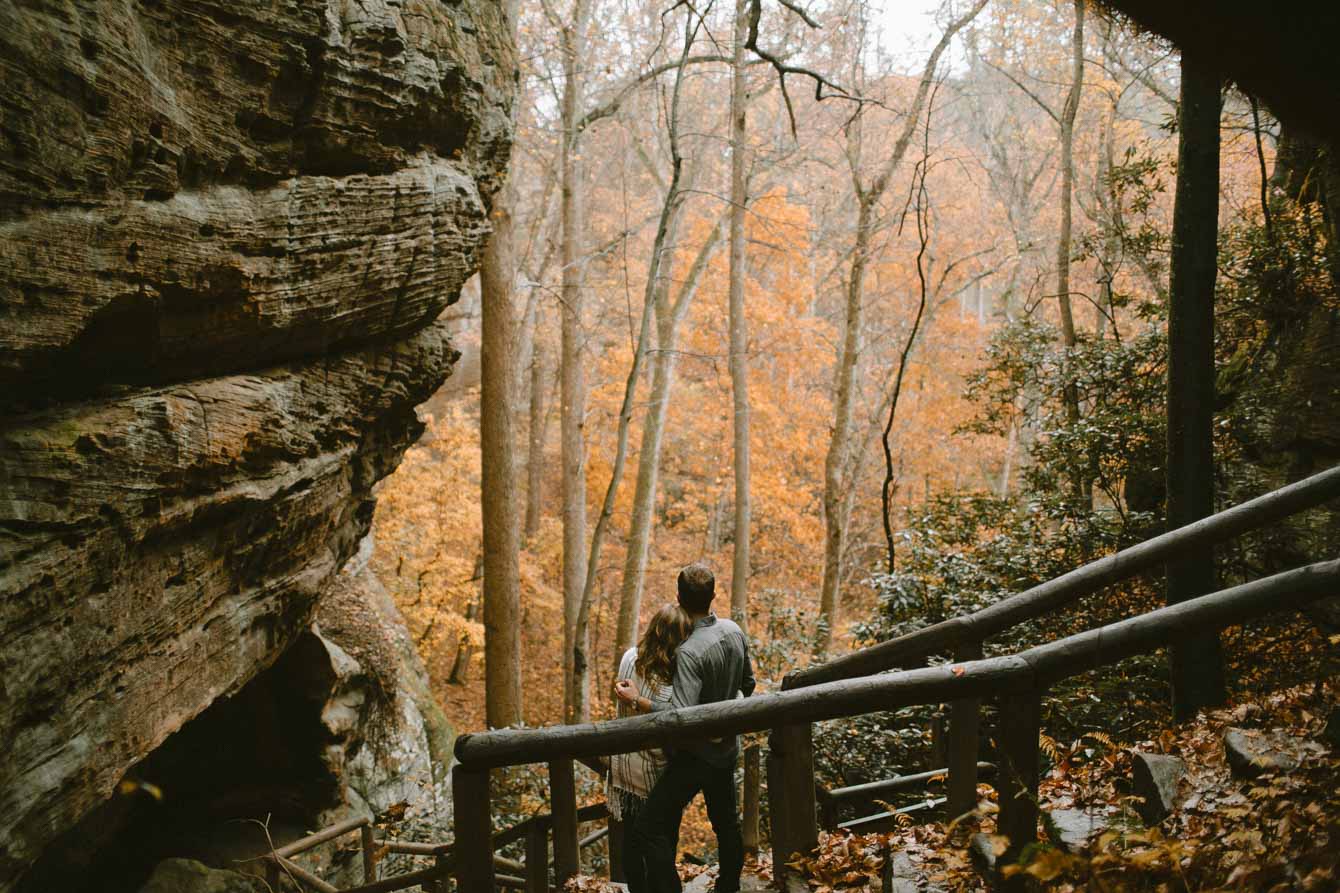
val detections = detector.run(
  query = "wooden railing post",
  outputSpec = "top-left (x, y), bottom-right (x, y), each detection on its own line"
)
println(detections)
top-left (946, 640), bottom-right (984, 819)
top-left (453, 764), bottom-right (496, 892)
top-left (360, 823), bottom-right (376, 883)
top-left (767, 723), bottom-right (817, 876)
top-left (742, 741), bottom-right (761, 856)
top-left (526, 821), bottom-right (549, 893)
top-left (608, 817), bottom-right (625, 883)
top-left (434, 852), bottom-right (451, 893)
top-left (996, 689), bottom-right (1042, 870)
top-left (549, 759), bottom-right (580, 885)
top-left (930, 708), bottom-right (948, 769)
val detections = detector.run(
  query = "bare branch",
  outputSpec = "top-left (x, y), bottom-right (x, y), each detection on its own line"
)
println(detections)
top-left (577, 54), bottom-right (734, 132)
top-left (744, 0), bottom-right (853, 134)
top-left (981, 57), bottom-right (1061, 124)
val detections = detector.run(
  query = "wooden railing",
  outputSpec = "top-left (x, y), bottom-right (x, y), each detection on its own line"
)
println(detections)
top-left (767, 464), bottom-right (1340, 870)
top-left (448, 465), bottom-right (1338, 891)
top-left (261, 796), bottom-right (609, 891)
top-left (816, 762), bottom-right (996, 831)
top-left (455, 565), bottom-right (1339, 887)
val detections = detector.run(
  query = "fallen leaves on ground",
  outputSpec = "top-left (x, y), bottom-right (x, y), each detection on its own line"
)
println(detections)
top-left (784, 680), bottom-right (1336, 892)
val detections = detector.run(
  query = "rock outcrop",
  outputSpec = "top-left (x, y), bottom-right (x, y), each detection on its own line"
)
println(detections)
top-left (0, 0), bottom-right (512, 887)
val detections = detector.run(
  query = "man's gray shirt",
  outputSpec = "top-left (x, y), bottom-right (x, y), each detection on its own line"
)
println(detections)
top-left (649, 612), bottom-right (756, 766)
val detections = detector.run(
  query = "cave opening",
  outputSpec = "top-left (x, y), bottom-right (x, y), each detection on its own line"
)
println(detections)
top-left (17, 632), bottom-right (346, 893)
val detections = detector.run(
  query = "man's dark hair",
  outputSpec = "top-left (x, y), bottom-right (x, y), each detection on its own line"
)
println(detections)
top-left (677, 562), bottom-right (716, 613)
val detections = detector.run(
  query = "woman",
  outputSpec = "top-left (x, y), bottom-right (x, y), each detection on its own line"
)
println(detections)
top-left (608, 603), bottom-right (692, 885)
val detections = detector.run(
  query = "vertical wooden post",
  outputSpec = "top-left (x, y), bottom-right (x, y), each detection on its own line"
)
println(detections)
top-left (549, 759), bottom-right (580, 884)
top-left (768, 723), bottom-right (817, 877)
top-left (946, 640), bottom-right (984, 819)
top-left (435, 852), bottom-right (451, 893)
top-left (930, 709), bottom-right (948, 769)
top-left (997, 689), bottom-right (1042, 868)
top-left (608, 817), bottom-right (625, 883)
top-left (742, 741), bottom-right (761, 856)
top-left (526, 822), bottom-right (550, 893)
top-left (264, 858), bottom-right (281, 891)
top-left (454, 764), bottom-right (497, 892)
top-left (360, 823), bottom-right (376, 883)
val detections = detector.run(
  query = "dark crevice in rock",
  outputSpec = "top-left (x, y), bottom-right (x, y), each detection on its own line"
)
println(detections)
top-left (14, 632), bottom-right (346, 893)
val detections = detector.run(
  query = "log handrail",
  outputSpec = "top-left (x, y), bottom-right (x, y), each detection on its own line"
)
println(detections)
top-left (275, 815), bottom-right (372, 859)
top-left (454, 557), bottom-right (1339, 767)
top-left (449, 467), bottom-right (1339, 891)
top-left (785, 464), bottom-right (1340, 689)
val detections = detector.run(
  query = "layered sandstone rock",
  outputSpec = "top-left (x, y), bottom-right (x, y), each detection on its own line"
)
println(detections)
top-left (0, 0), bottom-right (511, 886)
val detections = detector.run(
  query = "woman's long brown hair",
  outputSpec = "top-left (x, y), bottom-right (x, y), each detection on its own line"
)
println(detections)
top-left (634, 604), bottom-right (693, 685)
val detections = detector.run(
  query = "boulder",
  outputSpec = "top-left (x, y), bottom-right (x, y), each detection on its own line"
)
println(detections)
top-left (137, 859), bottom-right (267, 893)
top-left (1130, 751), bottom-right (1186, 824)
top-left (1223, 728), bottom-right (1302, 779)
top-left (968, 833), bottom-right (1003, 878)
top-left (1046, 809), bottom-right (1109, 854)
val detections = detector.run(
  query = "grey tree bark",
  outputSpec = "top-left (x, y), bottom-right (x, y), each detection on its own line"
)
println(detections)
top-left (479, 0), bottom-right (523, 729)
top-left (616, 216), bottom-right (725, 656)
top-left (524, 330), bottom-right (551, 543)
top-left (557, 0), bottom-right (593, 723)
top-left (1055, 0), bottom-right (1085, 434)
top-left (728, 0), bottom-right (752, 628)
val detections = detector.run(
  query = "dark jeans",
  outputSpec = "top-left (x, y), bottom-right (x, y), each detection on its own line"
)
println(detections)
top-left (629, 752), bottom-right (743, 893)
top-left (617, 790), bottom-right (678, 891)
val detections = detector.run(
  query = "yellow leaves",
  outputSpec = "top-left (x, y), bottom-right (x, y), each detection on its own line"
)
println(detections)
top-left (1013, 846), bottom-right (1078, 882)
top-left (787, 831), bottom-right (887, 891)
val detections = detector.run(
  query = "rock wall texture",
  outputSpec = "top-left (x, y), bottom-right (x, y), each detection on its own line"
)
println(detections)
top-left (0, 0), bottom-right (512, 887)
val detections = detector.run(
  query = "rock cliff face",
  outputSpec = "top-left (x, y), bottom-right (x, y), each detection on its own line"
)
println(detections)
top-left (0, 0), bottom-right (512, 887)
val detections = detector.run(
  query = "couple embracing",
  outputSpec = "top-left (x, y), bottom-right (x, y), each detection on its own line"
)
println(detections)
top-left (609, 563), bottom-right (756, 893)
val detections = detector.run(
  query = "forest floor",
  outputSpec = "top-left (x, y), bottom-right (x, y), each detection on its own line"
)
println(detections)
top-left (564, 679), bottom-right (1338, 892)
top-left (789, 679), bottom-right (1339, 892)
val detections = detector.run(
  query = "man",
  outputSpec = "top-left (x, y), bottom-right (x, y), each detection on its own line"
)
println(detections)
top-left (615, 562), bottom-right (756, 893)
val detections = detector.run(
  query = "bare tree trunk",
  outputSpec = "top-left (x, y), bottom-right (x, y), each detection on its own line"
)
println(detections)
top-left (814, 0), bottom-right (987, 658)
top-left (576, 30), bottom-right (697, 701)
top-left (1056, 0), bottom-right (1086, 498)
top-left (617, 217), bottom-right (725, 655)
top-left (479, 0), bottom-right (522, 730)
top-left (817, 193), bottom-right (872, 657)
top-left (1166, 49), bottom-right (1226, 720)
top-left (524, 329), bottom-right (550, 542)
top-left (728, 0), bottom-right (752, 629)
top-left (558, 0), bottom-right (592, 723)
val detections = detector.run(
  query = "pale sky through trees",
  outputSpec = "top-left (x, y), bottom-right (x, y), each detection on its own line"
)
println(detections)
top-left (871, 0), bottom-right (966, 70)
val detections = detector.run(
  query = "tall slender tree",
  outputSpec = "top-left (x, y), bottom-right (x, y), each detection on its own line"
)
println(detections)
top-left (1165, 48), bottom-right (1226, 720)
top-left (578, 12), bottom-right (701, 707)
top-left (815, 0), bottom-right (988, 657)
top-left (616, 216), bottom-right (726, 655)
top-left (1055, 0), bottom-right (1086, 435)
top-left (478, 0), bottom-right (523, 730)
top-left (555, 0), bottom-right (593, 723)
top-left (728, 0), bottom-right (753, 629)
